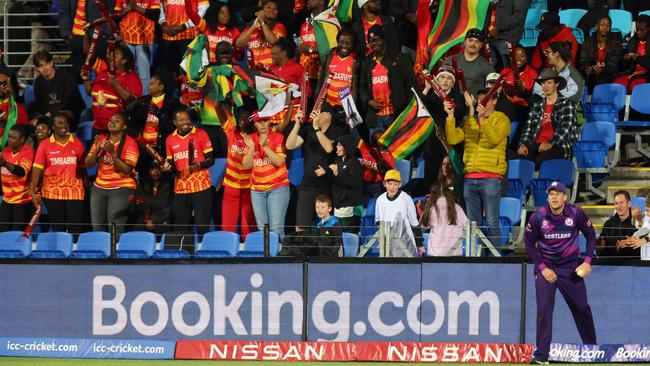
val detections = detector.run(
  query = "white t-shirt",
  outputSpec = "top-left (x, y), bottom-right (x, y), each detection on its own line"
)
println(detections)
top-left (375, 190), bottom-right (419, 257)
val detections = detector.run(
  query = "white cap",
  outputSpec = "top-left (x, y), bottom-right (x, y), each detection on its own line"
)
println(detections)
top-left (485, 72), bottom-right (500, 83)
top-left (358, 0), bottom-right (370, 8)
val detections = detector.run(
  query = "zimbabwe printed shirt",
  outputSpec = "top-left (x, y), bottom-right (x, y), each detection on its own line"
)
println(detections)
top-left (222, 129), bottom-right (252, 190)
top-left (161, 0), bottom-right (208, 41)
top-left (89, 134), bottom-right (139, 189)
top-left (115, 0), bottom-right (161, 45)
top-left (1, 144), bottom-right (33, 204)
top-left (250, 131), bottom-right (288, 191)
top-left (325, 53), bottom-right (355, 106)
top-left (298, 19), bottom-right (320, 79)
top-left (165, 127), bottom-right (212, 194)
top-left (242, 22), bottom-right (286, 70)
top-left (33, 134), bottom-right (85, 200)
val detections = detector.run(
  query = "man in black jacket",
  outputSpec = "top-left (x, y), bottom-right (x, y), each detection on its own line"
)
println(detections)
top-left (614, 14), bottom-right (650, 93)
top-left (484, 0), bottom-right (529, 70)
top-left (359, 25), bottom-right (416, 134)
top-left (350, 0), bottom-right (399, 58)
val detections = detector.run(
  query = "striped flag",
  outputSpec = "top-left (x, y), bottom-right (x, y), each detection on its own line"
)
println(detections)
top-left (329, 0), bottom-right (353, 23)
top-left (414, 0), bottom-right (490, 73)
top-left (378, 88), bottom-right (463, 176)
top-left (312, 7), bottom-right (341, 60)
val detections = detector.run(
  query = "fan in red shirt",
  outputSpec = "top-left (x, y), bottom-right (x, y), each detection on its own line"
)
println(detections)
top-left (236, 0), bottom-right (286, 71)
top-left (0, 125), bottom-right (34, 231)
top-left (296, 0), bottom-right (329, 82)
top-left (531, 12), bottom-right (578, 70)
top-left (164, 109), bottom-right (215, 234)
top-left (185, 1), bottom-right (242, 63)
top-left (85, 112), bottom-right (140, 234)
top-left (81, 44), bottom-right (143, 135)
top-left (221, 106), bottom-right (257, 240)
top-left (269, 38), bottom-right (310, 128)
top-left (31, 113), bottom-right (86, 234)
top-left (613, 15), bottom-right (650, 93)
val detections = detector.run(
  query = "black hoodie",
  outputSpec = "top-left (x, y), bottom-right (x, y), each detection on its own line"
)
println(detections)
top-left (327, 135), bottom-right (363, 209)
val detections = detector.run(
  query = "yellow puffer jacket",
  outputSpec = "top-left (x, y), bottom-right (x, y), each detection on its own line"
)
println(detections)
top-left (445, 112), bottom-right (510, 176)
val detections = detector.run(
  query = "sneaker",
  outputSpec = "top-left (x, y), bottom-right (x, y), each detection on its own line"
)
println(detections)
top-left (530, 356), bottom-right (549, 364)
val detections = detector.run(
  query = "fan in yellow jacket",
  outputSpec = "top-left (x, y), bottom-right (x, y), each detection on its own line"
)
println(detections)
top-left (444, 89), bottom-right (510, 252)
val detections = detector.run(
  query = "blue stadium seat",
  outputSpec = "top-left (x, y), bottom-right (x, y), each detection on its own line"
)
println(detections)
top-left (415, 159), bottom-right (425, 179)
top-left (632, 196), bottom-right (647, 211)
top-left (195, 231), bottom-right (240, 258)
top-left (288, 158), bottom-right (304, 186)
top-left (507, 159), bottom-right (535, 201)
top-left (116, 231), bottom-right (155, 258)
top-left (572, 27), bottom-right (584, 44)
top-left (72, 231), bottom-right (111, 259)
top-left (76, 120), bottom-right (94, 147)
top-left (238, 231), bottom-right (279, 257)
top-left (0, 231), bottom-right (31, 258)
top-left (31, 232), bottom-right (73, 258)
top-left (342, 232), bottom-right (359, 257)
top-left (78, 84), bottom-right (92, 108)
top-left (23, 85), bottom-right (35, 104)
top-left (620, 83), bottom-right (650, 127)
top-left (641, 10), bottom-right (650, 17)
top-left (529, 0), bottom-right (547, 9)
top-left (559, 9), bottom-right (587, 29)
top-left (609, 9), bottom-right (633, 37)
top-left (574, 121), bottom-right (616, 169)
top-left (292, 146), bottom-right (302, 159)
top-left (499, 197), bottom-right (522, 245)
top-left (529, 159), bottom-right (577, 206)
top-left (153, 233), bottom-right (192, 258)
top-left (521, 9), bottom-right (546, 47)
top-left (210, 158), bottom-right (227, 187)
top-left (584, 83), bottom-right (626, 122)
top-left (509, 121), bottom-right (519, 144)
top-left (396, 159), bottom-right (411, 188)
top-left (360, 197), bottom-right (378, 252)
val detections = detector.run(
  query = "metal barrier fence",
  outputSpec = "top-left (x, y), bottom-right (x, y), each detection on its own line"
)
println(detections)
top-left (1, 0), bottom-right (70, 83)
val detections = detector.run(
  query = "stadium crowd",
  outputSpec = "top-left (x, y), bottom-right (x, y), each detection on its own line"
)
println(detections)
top-left (0, 0), bottom-right (650, 257)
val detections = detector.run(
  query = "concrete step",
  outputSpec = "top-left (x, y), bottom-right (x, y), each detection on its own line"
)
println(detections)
top-left (580, 204), bottom-right (614, 217)
top-left (606, 186), bottom-right (650, 203)
top-left (599, 179), bottom-right (650, 188)
top-left (609, 167), bottom-right (650, 179)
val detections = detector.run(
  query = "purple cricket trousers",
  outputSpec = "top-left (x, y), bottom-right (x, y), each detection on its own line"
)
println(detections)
top-left (534, 260), bottom-right (597, 359)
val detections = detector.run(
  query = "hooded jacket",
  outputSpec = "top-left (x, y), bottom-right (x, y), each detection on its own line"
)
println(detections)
top-left (327, 135), bottom-right (363, 209)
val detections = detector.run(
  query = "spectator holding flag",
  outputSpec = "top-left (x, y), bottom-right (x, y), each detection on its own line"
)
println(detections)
top-left (525, 180), bottom-right (597, 365)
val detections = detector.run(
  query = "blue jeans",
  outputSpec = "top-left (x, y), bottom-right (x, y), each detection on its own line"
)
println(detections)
top-left (371, 114), bottom-right (394, 135)
top-left (250, 186), bottom-right (290, 237)
top-left (126, 44), bottom-right (153, 95)
top-left (464, 178), bottom-right (502, 251)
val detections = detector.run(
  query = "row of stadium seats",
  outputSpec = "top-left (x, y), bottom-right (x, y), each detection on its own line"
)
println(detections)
top-left (0, 230), bottom-right (364, 259)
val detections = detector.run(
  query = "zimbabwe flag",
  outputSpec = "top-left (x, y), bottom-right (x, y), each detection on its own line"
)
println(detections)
top-left (414, 0), bottom-right (490, 74)
top-left (313, 7), bottom-right (341, 60)
top-left (379, 88), bottom-right (463, 176)
top-left (328, 0), bottom-right (353, 23)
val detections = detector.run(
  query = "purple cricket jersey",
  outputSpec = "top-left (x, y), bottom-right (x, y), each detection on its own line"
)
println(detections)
top-left (525, 203), bottom-right (597, 271)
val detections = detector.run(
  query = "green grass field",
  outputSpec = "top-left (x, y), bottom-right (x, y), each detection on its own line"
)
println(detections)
top-left (0, 359), bottom-right (640, 366)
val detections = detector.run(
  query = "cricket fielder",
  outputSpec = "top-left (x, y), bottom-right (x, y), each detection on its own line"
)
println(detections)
top-left (525, 181), bottom-right (597, 364)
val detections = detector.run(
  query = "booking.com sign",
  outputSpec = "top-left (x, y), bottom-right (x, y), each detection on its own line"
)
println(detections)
top-left (0, 263), bottom-right (521, 342)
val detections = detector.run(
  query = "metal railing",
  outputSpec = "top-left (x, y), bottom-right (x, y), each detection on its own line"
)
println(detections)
top-left (1, 0), bottom-right (71, 83)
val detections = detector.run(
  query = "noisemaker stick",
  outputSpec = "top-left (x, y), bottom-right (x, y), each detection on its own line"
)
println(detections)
top-left (299, 72), bottom-right (308, 119)
top-left (95, 0), bottom-right (121, 41)
top-left (81, 28), bottom-right (101, 76)
top-left (422, 70), bottom-right (456, 109)
top-left (144, 144), bottom-right (172, 171)
top-left (308, 73), bottom-right (333, 123)
top-left (479, 69), bottom-right (509, 108)
top-left (22, 204), bottom-right (42, 238)
top-left (188, 137), bottom-right (195, 167)
top-left (507, 41), bottom-right (522, 91)
top-left (451, 57), bottom-right (468, 94)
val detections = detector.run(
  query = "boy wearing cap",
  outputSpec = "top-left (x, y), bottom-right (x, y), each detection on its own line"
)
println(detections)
top-left (517, 68), bottom-right (579, 167)
top-left (525, 181), bottom-right (597, 364)
top-left (446, 28), bottom-right (495, 97)
top-left (359, 24), bottom-right (416, 133)
top-left (375, 169), bottom-right (424, 257)
top-left (531, 12), bottom-right (578, 70)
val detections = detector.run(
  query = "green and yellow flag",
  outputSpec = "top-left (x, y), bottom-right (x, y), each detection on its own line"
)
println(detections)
top-left (312, 7), bottom-right (341, 60)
